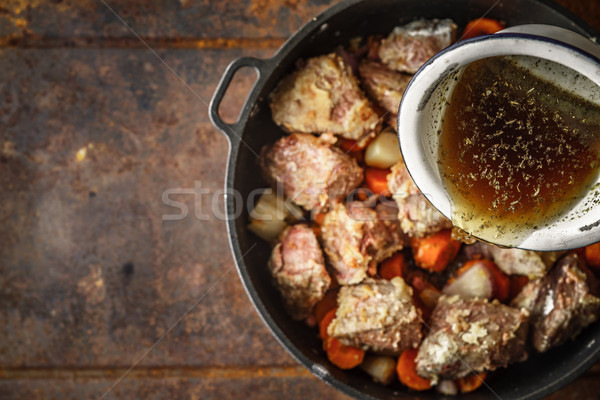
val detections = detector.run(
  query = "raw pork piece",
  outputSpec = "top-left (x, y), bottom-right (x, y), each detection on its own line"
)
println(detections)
top-left (464, 242), bottom-right (563, 279)
top-left (358, 59), bottom-right (412, 129)
top-left (321, 201), bottom-right (407, 285)
top-left (379, 19), bottom-right (457, 74)
top-left (260, 133), bottom-right (363, 213)
top-left (328, 277), bottom-right (422, 354)
top-left (387, 159), bottom-right (452, 238)
top-left (270, 53), bottom-right (381, 144)
top-left (530, 253), bottom-right (600, 352)
top-left (416, 295), bottom-right (529, 382)
top-left (268, 224), bottom-right (331, 320)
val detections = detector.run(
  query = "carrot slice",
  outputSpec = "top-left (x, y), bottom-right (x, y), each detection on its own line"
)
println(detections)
top-left (314, 290), bottom-right (338, 325)
top-left (352, 188), bottom-right (370, 201)
top-left (319, 308), bottom-right (337, 345)
top-left (405, 271), bottom-right (438, 320)
top-left (318, 307), bottom-right (364, 369)
top-left (338, 138), bottom-right (367, 163)
top-left (396, 349), bottom-right (432, 391)
top-left (411, 229), bottom-right (461, 272)
top-left (365, 167), bottom-right (391, 196)
top-left (457, 372), bottom-right (487, 393)
top-left (338, 138), bottom-right (368, 152)
top-left (312, 212), bottom-right (325, 236)
top-left (509, 275), bottom-right (530, 301)
top-left (313, 211), bottom-right (326, 226)
top-left (325, 336), bottom-right (365, 369)
top-left (462, 18), bottom-right (505, 39)
top-left (585, 242), bottom-right (600, 269)
top-left (379, 253), bottom-right (407, 280)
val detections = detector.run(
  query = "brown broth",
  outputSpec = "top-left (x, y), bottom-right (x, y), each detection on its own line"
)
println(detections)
top-left (438, 56), bottom-right (600, 245)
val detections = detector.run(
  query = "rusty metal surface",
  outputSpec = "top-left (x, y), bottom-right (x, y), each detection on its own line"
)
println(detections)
top-left (0, 0), bottom-right (337, 43)
top-left (0, 47), bottom-right (292, 369)
top-left (0, 372), bottom-right (353, 400)
top-left (0, 0), bottom-right (600, 399)
top-left (0, 0), bottom-right (597, 47)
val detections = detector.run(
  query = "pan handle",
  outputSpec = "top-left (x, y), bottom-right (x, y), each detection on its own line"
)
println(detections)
top-left (209, 56), bottom-right (272, 143)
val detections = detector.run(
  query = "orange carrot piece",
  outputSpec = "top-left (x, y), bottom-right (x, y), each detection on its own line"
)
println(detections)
top-left (311, 225), bottom-right (322, 237)
top-left (457, 372), bottom-right (487, 393)
top-left (350, 188), bottom-right (370, 201)
top-left (411, 229), bottom-right (461, 272)
top-left (319, 307), bottom-right (364, 369)
top-left (379, 253), bottom-right (407, 280)
top-left (405, 271), bottom-right (438, 320)
top-left (313, 211), bottom-right (326, 226)
top-left (314, 290), bottom-right (339, 325)
top-left (396, 349), bottom-right (432, 391)
top-left (319, 308), bottom-right (337, 345)
top-left (509, 275), bottom-right (530, 301)
top-left (325, 336), bottom-right (365, 369)
top-left (338, 138), bottom-right (362, 152)
top-left (462, 18), bottom-right (505, 39)
top-left (585, 242), bottom-right (600, 269)
top-left (337, 138), bottom-right (366, 163)
top-left (365, 167), bottom-right (391, 196)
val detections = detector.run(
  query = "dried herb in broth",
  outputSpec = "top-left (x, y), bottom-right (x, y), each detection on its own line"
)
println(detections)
top-left (438, 56), bottom-right (600, 245)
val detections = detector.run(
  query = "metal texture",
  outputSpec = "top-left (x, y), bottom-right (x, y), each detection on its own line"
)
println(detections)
top-left (0, 0), bottom-right (599, 398)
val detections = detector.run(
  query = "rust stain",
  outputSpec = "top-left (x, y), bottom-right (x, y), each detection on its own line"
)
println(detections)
top-left (0, 366), bottom-right (312, 380)
top-left (249, 0), bottom-right (306, 18)
top-left (76, 265), bottom-right (107, 305)
top-left (0, 36), bottom-right (286, 49)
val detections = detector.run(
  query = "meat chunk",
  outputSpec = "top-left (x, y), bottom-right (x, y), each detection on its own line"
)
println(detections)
top-left (530, 253), bottom-right (600, 352)
top-left (378, 19), bottom-right (457, 74)
top-left (269, 53), bottom-right (381, 143)
top-left (416, 295), bottom-right (529, 382)
top-left (374, 200), bottom-right (408, 250)
top-left (260, 133), bottom-right (363, 213)
top-left (321, 201), bottom-right (407, 285)
top-left (328, 277), bottom-right (422, 354)
top-left (510, 279), bottom-right (543, 312)
top-left (268, 224), bottom-right (331, 320)
top-left (387, 159), bottom-right (452, 238)
top-left (358, 59), bottom-right (412, 129)
top-left (464, 242), bottom-right (562, 279)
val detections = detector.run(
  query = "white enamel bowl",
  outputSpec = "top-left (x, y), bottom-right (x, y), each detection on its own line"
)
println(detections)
top-left (398, 25), bottom-right (600, 251)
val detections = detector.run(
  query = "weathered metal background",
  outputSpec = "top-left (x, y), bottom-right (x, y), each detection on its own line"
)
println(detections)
top-left (0, 0), bottom-right (599, 399)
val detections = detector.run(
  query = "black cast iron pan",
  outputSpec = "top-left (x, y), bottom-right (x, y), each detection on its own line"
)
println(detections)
top-left (209, 1), bottom-right (600, 398)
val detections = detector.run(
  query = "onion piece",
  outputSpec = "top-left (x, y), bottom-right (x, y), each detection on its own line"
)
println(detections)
top-left (364, 128), bottom-right (402, 168)
top-left (436, 380), bottom-right (459, 395)
top-left (247, 191), bottom-right (302, 243)
top-left (360, 355), bottom-right (396, 385)
top-left (443, 262), bottom-right (494, 300)
top-left (247, 218), bottom-right (288, 243)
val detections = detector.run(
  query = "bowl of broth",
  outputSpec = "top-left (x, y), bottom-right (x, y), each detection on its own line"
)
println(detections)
top-left (398, 24), bottom-right (600, 251)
